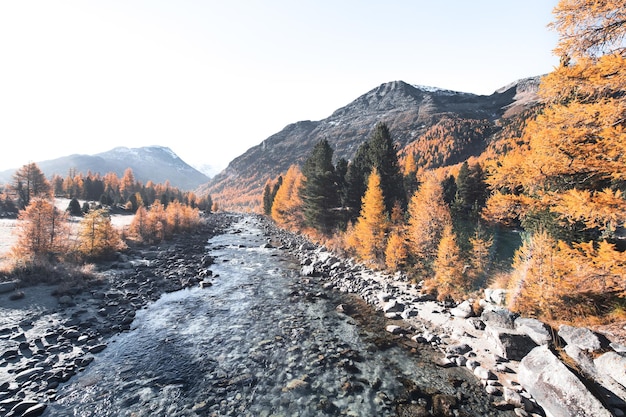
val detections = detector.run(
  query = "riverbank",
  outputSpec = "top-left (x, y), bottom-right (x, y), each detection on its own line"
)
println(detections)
top-left (259, 216), bottom-right (626, 417)
top-left (3, 212), bottom-right (625, 417)
top-left (0, 213), bottom-right (236, 417)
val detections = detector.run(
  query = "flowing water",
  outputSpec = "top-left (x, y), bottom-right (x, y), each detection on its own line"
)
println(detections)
top-left (43, 216), bottom-right (507, 417)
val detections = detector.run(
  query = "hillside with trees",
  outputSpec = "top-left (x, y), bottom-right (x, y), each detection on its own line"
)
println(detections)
top-left (202, 76), bottom-right (542, 212)
top-left (261, 0), bottom-right (626, 326)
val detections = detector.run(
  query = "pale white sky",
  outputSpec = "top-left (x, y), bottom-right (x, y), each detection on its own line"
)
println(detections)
top-left (0, 1), bottom-right (560, 176)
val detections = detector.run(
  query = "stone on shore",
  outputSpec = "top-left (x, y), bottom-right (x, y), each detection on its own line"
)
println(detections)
top-left (558, 324), bottom-right (610, 352)
top-left (519, 345), bottom-right (613, 417)
top-left (485, 325), bottom-right (537, 361)
top-left (514, 317), bottom-right (552, 346)
top-left (595, 351), bottom-right (626, 388)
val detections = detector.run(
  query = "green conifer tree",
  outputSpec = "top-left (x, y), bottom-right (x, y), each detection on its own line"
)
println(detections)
top-left (300, 139), bottom-right (341, 234)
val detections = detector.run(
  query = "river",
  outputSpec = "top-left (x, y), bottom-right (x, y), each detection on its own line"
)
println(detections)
top-left (42, 215), bottom-right (511, 417)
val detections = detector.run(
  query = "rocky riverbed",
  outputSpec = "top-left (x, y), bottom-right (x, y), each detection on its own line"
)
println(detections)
top-left (2, 212), bottom-right (625, 417)
top-left (0, 213), bottom-right (233, 417)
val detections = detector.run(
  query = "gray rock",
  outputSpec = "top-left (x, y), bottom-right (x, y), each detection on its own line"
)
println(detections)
top-left (58, 295), bottom-right (73, 305)
top-left (565, 345), bottom-right (626, 408)
top-left (595, 351), bottom-right (626, 388)
top-left (467, 317), bottom-right (486, 330)
top-left (558, 325), bottom-right (609, 352)
top-left (446, 343), bottom-right (472, 355)
top-left (300, 264), bottom-right (316, 277)
top-left (474, 366), bottom-right (496, 380)
top-left (519, 345), bottom-right (613, 417)
top-left (609, 342), bottom-right (626, 355)
top-left (382, 299), bottom-right (405, 313)
top-left (22, 403), bottom-right (47, 417)
top-left (0, 280), bottom-right (17, 294)
top-left (514, 317), bottom-right (553, 346)
top-left (481, 308), bottom-right (517, 330)
top-left (484, 288), bottom-right (508, 305)
top-left (450, 300), bottom-right (474, 318)
top-left (485, 324), bottom-right (537, 361)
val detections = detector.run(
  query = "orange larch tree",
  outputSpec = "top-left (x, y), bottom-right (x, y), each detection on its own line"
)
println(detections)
top-left (484, 0), bottom-right (626, 323)
top-left (406, 172), bottom-right (452, 276)
top-left (11, 197), bottom-right (71, 262)
top-left (347, 168), bottom-right (389, 265)
top-left (426, 224), bottom-right (466, 301)
top-left (271, 165), bottom-right (304, 231)
top-left (75, 208), bottom-right (125, 260)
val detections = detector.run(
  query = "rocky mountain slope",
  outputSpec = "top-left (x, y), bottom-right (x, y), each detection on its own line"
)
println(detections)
top-left (0, 146), bottom-right (209, 191)
top-left (201, 77), bottom-right (543, 209)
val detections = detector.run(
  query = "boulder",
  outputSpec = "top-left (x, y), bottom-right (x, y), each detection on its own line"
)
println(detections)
top-left (450, 300), bottom-right (474, 318)
top-left (481, 308), bottom-right (517, 330)
top-left (386, 325), bottom-right (404, 335)
top-left (595, 351), bottom-right (626, 388)
top-left (382, 299), bottom-right (405, 313)
top-left (558, 325), bottom-right (610, 352)
top-left (514, 317), bottom-right (553, 346)
top-left (484, 288), bottom-right (508, 305)
top-left (519, 345), bottom-right (613, 417)
top-left (0, 280), bottom-right (17, 294)
top-left (485, 325), bottom-right (538, 361)
top-left (564, 345), bottom-right (626, 409)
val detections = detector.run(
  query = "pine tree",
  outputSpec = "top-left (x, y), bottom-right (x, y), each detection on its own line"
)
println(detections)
top-left (344, 141), bottom-right (371, 221)
top-left (67, 198), bottom-right (83, 216)
top-left (343, 123), bottom-right (405, 221)
top-left (300, 139), bottom-right (341, 234)
top-left (262, 182), bottom-right (273, 216)
top-left (367, 122), bottom-right (406, 213)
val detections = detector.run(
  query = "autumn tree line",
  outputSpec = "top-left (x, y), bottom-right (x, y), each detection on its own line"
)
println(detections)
top-left (1, 163), bottom-right (213, 274)
top-left (263, 0), bottom-right (626, 326)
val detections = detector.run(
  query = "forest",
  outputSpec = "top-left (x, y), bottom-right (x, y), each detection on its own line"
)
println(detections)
top-left (0, 163), bottom-right (214, 283)
top-left (262, 0), bottom-right (626, 326)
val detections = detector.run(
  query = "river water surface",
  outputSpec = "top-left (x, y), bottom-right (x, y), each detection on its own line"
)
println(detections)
top-left (43, 216), bottom-right (508, 417)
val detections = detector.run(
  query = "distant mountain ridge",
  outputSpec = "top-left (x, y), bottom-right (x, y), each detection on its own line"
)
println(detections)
top-left (0, 146), bottom-right (210, 191)
top-left (201, 76), bottom-right (543, 209)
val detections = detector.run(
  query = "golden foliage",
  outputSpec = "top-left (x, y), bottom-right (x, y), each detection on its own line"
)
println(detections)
top-left (550, 0), bottom-right (626, 59)
top-left (75, 209), bottom-right (125, 260)
top-left (400, 117), bottom-right (493, 170)
top-left (485, 23), bottom-right (626, 237)
top-left (347, 168), bottom-right (389, 265)
top-left (385, 229), bottom-right (408, 272)
top-left (507, 231), bottom-right (626, 323)
top-left (424, 225), bottom-right (467, 301)
top-left (468, 232), bottom-right (492, 278)
top-left (129, 200), bottom-right (201, 244)
top-left (271, 165), bottom-right (304, 231)
top-left (406, 172), bottom-right (452, 272)
top-left (10, 198), bottom-right (71, 262)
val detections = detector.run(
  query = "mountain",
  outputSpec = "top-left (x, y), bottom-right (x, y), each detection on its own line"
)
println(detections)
top-left (201, 76), bottom-right (543, 209)
top-left (0, 146), bottom-right (210, 191)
